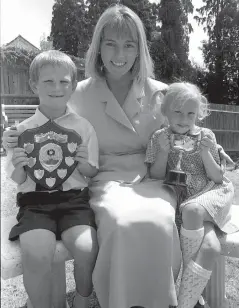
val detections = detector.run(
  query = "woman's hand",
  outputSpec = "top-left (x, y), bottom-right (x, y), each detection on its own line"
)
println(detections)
top-left (2, 127), bottom-right (20, 149)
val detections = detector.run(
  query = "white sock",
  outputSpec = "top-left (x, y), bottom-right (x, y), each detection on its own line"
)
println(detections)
top-left (178, 260), bottom-right (212, 308)
top-left (180, 226), bottom-right (205, 266)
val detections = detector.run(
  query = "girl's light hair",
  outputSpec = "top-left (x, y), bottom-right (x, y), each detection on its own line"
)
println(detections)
top-left (85, 4), bottom-right (154, 84)
top-left (161, 82), bottom-right (210, 121)
top-left (29, 50), bottom-right (77, 84)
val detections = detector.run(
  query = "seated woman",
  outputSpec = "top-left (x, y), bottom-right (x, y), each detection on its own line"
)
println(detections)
top-left (2, 4), bottom-right (235, 308)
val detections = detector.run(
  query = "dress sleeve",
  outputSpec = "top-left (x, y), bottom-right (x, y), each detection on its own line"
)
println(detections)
top-left (145, 129), bottom-right (163, 164)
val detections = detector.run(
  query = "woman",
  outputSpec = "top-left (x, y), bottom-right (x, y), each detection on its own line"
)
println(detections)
top-left (3, 5), bottom-right (235, 308)
top-left (70, 5), bottom-right (181, 307)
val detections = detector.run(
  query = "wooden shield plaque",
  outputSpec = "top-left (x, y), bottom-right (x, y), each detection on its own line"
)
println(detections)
top-left (18, 120), bottom-right (82, 190)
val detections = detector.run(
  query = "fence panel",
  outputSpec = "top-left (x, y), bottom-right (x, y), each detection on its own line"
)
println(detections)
top-left (200, 104), bottom-right (239, 152)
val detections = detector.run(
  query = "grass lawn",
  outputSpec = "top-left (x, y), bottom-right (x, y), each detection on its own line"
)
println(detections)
top-left (1, 156), bottom-right (239, 308)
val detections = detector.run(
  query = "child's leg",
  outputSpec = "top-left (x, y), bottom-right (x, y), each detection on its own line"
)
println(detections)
top-left (20, 229), bottom-right (56, 308)
top-left (180, 202), bottom-right (207, 265)
top-left (61, 225), bottom-right (98, 308)
top-left (178, 222), bottom-right (221, 308)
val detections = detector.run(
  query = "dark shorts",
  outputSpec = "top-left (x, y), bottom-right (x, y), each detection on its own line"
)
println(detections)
top-left (9, 188), bottom-right (96, 241)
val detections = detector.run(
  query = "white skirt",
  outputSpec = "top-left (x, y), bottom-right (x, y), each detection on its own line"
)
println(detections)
top-left (89, 179), bottom-right (182, 308)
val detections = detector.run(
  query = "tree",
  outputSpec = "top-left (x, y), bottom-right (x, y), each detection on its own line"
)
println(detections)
top-left (84, 0), bottom-right (117, 47)
top-left (120, 0), bottom-right (157, 41)
top-left (151, 0), bottom-right (193, 82)
top-left (195, 0), bottom-right (239, 105)
top-left (51, 0), bottom-right (88, 57)
top-left (40, 33), bottom-right (53, 51)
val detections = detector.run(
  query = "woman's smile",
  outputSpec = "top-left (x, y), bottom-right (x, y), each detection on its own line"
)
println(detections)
top-left (111, 61), bottom-right (126, 67)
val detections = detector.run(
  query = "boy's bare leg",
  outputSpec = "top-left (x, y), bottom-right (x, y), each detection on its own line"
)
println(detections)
top-left (62, 225), bottom-right (98, 308)
top-left (20, 229), bottom-right (56, 308)
top-left (52, 262), bottom-right (67, 308)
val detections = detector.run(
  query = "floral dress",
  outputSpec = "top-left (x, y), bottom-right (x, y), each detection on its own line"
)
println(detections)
top-left (145, 126), bottom-right (238, 234)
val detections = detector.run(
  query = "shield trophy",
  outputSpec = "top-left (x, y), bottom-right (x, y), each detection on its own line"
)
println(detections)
top-left (164, 134), bottom-right (199, 186)
top-left (18, 120), bottom-right (82, 190)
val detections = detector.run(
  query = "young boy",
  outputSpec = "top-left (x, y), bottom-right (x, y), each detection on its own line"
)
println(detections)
top-left (6, 50), bottom-right (99, 308)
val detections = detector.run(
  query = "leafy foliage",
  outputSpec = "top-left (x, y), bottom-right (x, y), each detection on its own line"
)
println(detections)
top-left (151, 0), bottom-right (193, 82)
top-left (40, 34), bottom-right (54, 51)
top-left (0, 47), bottom-right (40, 68)
top-left (51, 0), bottom-right (88, 57)
top-left (195, 0), bottom-right (239, 105)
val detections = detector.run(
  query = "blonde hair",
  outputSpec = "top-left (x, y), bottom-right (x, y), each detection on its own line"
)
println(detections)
top-left (85, 4), bottom-right (154, 84)
top-left (29, 50), bottom-right (77, 84)
top-left (161, 82), bottom-right (210, 121)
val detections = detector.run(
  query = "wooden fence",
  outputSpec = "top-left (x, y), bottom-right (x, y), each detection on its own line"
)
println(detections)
top-left (201, 104), bottom-right (239, 152)
top-left (1, 96), bottom-right (239, 152)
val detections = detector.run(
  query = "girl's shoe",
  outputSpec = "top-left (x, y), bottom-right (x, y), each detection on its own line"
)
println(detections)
top-left (194, 302), bottom-right (204, 308)
top-left (73, 291), bottom-right (90, 308)
top-left (194, 295), bottom-right (205, 308)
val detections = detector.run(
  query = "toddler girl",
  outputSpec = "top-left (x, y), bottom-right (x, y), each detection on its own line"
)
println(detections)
top-left (145, 82), bottom-right (238, 308)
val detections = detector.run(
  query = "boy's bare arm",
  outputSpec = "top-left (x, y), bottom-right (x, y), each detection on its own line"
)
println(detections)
top-left (77, 162), bottom-right (98, 178)
top-left (10, 147), bottom-right (28, 184)
top-left (11, 167), bottom-right (27, 184)
top-left (75, 144), bottom-right (98, 178)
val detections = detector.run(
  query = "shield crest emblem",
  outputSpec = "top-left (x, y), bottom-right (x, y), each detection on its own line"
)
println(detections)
top-left (18, 120), bottom-right (82, 190)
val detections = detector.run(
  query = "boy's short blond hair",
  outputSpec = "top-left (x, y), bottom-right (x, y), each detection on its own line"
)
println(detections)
top-left (85, 4), bottom-right (154, 84)
top-left (29, 50), bottom-right (77, 84)
top-left (161, 82), bottom-right (210, 121)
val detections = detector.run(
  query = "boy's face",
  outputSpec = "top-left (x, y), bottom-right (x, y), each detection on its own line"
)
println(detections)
top-left (165, 99), bottom-right (199, 134)
top-left (30, 65), bottom-right (76, 109)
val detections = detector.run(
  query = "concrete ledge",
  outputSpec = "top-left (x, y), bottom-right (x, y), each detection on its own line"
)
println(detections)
top-left (219, 231), bottom-right (239, 258)
top-left (1, 215), bottom-right (72, 280)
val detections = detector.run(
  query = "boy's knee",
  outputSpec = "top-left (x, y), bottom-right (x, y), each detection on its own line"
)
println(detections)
top-left (21, 248), bottom-right (54, 272)
top-left (20, 237), bottom-right (55, 270)
top-left (67, 227), bottom-right (98, 264)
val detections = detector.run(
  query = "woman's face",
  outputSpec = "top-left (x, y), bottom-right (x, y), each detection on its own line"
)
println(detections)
top-left (100, 26), bottom-right (138, 80)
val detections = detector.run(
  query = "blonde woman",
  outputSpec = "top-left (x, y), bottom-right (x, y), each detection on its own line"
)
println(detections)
top-left (3, 5), bottom-right (235, 308)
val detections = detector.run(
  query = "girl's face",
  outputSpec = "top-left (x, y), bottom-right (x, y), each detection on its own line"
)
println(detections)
top-left (165, 99), bottom-right (199, 134)
top-left (100, 26), bottom-right (138, 81)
